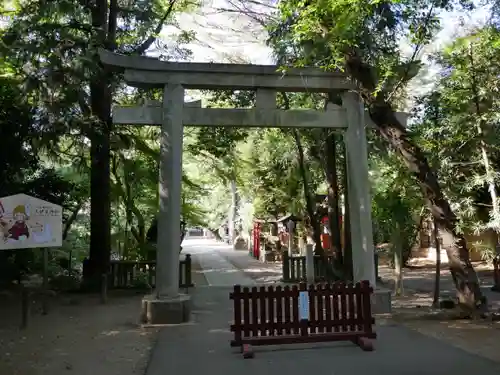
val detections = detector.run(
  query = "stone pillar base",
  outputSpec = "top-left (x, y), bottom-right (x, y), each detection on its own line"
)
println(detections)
top-left (140, 293), bottom-right (191, 324)
top-left (371, 287), bottom-right (392, 314)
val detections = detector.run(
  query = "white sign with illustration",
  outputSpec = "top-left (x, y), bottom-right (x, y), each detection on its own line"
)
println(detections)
top-left (0, 194), bottom-right (62, 250)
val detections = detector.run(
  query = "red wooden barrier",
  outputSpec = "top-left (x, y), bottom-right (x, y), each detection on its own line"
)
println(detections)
top-left (230, 281), bottom-right (376, 357)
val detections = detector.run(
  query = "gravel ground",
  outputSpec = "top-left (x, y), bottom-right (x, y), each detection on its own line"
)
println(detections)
top-left (0, 289), bottom-right (158, 375)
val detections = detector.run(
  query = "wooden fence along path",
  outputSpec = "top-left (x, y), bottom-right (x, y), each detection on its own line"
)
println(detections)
top-left (282, 253), bottom-right (336, 282)
top-left (282, 253), bottom-right (380, 282)
top-left (230, 281), bottom-right (376, 357)
top-left (108, 254), bottom-right (193, 289)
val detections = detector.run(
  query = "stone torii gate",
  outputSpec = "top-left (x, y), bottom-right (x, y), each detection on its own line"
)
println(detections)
top-left (99, 49), bottom-right (406, 324)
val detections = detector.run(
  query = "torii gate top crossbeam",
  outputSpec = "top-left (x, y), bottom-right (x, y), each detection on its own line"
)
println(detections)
top-left (98, 49), bottom-right (355, 92)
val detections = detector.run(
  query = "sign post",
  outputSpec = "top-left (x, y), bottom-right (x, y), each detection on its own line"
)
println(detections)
top-left (0, 194), bottom-right (63, 324)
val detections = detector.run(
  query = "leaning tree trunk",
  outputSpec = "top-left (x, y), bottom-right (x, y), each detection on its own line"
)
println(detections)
top-left (345, 53), bottom-right (484, 310)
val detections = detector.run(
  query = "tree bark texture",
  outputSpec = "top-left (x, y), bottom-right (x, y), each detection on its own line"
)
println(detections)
top-left (323, 129), bottom-right (343, 264)
top-left (84, 0), bottom-right (113, 289)
top-left (292, 129), bottom-right (323, 254)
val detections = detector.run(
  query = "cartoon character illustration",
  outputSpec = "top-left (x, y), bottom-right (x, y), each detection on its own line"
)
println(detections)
top-left (6, 204), bottom-right (30, 241)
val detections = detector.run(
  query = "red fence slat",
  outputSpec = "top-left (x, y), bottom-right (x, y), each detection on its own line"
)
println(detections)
top-left (283, 286), bottom-right (291, 335)
top-left (317, 284), bottom-right (324, 333)
top-left (275, 286), bottom-right (283, 335)
top-left (229, 280), bottom-right (377, 356)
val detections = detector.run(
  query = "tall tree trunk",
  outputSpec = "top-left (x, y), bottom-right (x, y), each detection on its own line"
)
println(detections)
top-left (393, 222), bottom-right (404, 296)
top-left (345, 53), bottom-right (484, 310)
top-left (432, 217), bottom-right (442, 308)
top-left (280, 93), bottom-right (322, 253)
top-left (341, 138), bottom-right (353, 281)
top-left (324, 129), bottom-right (343, 264)
top-left (84, 0), bottom-right (113, 289)
top-left (228, 178), bottom-right (237, 244)
top-left (292, 129), bottom-right (323, 254)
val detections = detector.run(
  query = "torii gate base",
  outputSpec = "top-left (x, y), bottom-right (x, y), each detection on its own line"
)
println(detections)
top-left (100, 49), bottom-right (394, 324)
top-left (140, 293), bottom-right (191, 325)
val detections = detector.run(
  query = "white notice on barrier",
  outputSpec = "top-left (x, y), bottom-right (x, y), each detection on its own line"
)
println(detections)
top-left (298, 291), bottom-right (309, 320)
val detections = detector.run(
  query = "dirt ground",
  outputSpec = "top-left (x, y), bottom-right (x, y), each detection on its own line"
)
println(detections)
top-left (382, 293), bottom-right (500, 363)
top-left (0, 256), bottom-right (209, 375)
top-left (0, 289), bottom-right (157, 375)
top-left (378, 259), bottom-right (500, 364)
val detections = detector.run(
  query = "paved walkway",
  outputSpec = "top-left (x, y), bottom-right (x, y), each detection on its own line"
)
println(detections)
top-left (145, 239), bottom-right (500, 375)
top-left (182, 239), bottom-right (256, 286)
top-left (147, 286), bottom-right (500, 375)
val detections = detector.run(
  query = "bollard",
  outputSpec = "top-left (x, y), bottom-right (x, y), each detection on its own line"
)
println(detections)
top-left (374, 252), bottom-right (380, 281)
top-left (21, 288), bottom-right (30, 329)
top-left (101, 273), bottom-right (108, 304)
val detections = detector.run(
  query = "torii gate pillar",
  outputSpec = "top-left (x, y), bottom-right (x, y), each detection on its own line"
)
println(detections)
top-left (141, 83), bottom-right (191, 324)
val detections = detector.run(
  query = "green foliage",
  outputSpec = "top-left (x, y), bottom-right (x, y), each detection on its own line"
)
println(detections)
top-left (2, 0), bottom-right (500, 292)
top-left (412, 26), bottom-right (500, 237)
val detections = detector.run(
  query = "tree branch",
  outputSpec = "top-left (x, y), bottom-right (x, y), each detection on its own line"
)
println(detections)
top-left (63, 201), bottom-right (84, 240)
top-left (132, 0), bottom-right (177, 55)
top-left (78, 90), bottom-right (91, 116)
top-left (386, 2), bottom-right (436, 102)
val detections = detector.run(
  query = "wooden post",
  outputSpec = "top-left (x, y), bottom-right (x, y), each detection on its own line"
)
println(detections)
top-left (287, 220), bottom-right (295, 257)
top-left (42, 248), bottom-right (49, 315)
top-left (306, 244), bottom-right (315, 284)
top-left (282, 252), bottom-right (290, 282)
top-left (184, 254), bottom-right (193, 288)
